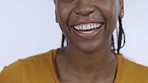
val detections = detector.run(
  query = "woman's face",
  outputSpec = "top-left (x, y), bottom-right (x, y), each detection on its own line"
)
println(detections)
top-left (55, 0), bottom-right (123, 52)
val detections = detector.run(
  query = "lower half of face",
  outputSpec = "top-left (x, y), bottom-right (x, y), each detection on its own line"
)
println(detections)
top-left (59, 19), bottom-right (117, 53)
top-left (56, 0), bottom-right (120, 52)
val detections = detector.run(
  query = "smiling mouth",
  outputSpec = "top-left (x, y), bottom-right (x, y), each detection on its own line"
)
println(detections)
top-left (73, 23), bottom-right (102, 32)
top-left (71, 22), bottom-right (104, 39)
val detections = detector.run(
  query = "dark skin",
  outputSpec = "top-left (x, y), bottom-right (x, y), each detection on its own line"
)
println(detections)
top-left (55, 0), bottom-right (124, 83)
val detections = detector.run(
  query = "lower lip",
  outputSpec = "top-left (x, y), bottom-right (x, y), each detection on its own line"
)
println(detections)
top-left (72, 25), bottom-right (104, 39)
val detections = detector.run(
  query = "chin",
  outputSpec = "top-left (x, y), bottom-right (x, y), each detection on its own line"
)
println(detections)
top-left (74, 41), bottom-right (105, 54)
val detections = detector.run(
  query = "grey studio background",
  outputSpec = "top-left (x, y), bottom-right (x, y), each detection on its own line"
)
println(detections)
top-left (0, 0), bottom-right (148, 71)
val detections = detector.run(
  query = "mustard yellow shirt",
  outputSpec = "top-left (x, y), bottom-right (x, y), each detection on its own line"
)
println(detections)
top-left (0, 49), bottom-right (148, 83)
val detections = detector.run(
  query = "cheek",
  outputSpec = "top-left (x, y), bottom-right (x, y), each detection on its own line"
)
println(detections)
top-left (97, 1), bottom-right (119, 40)
top-left (100, 2), bottom-right (119, 23)
top-left (56, 8), bottom-right (68, 25)
top-left (56, 5), bottom-right (77, 43)
top-left (56, 2), bottom-right (75, 24)
top-left (56, 6), bottom-right (71, 34)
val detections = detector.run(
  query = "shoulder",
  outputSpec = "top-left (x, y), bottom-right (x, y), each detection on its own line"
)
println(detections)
top-left (123, 56), bottom-right (148, 74)
top-left (25, 49), bottom-right (57, 61)
top-left (118, 55), bottom-right (148, 83)
top-left (0, 49), bottom-right (57, 83)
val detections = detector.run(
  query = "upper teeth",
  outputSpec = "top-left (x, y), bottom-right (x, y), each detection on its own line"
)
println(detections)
top-left (74, 23), bottom-right (101, 31)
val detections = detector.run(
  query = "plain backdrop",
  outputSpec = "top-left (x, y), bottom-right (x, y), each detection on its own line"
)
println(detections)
top-left (0, 0), bottom-right (148, 72)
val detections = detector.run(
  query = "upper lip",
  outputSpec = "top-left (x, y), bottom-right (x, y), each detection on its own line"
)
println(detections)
top-left (70, 20), bottom-right (104, 27)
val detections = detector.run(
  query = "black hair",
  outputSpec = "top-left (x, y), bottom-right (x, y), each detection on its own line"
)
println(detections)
top-left (111, 17), bottom-right (126, 54)
top-left (61, 17), bottom-right (126, 54)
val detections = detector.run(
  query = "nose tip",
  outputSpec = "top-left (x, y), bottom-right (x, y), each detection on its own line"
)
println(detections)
top-left (74, 2), bottom-right (95, 16)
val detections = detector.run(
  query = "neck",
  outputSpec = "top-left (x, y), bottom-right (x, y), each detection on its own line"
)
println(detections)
top-left (65, 46), bottom-right (116, 73)
top-left (56, 41), bottom-right (117, 78)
